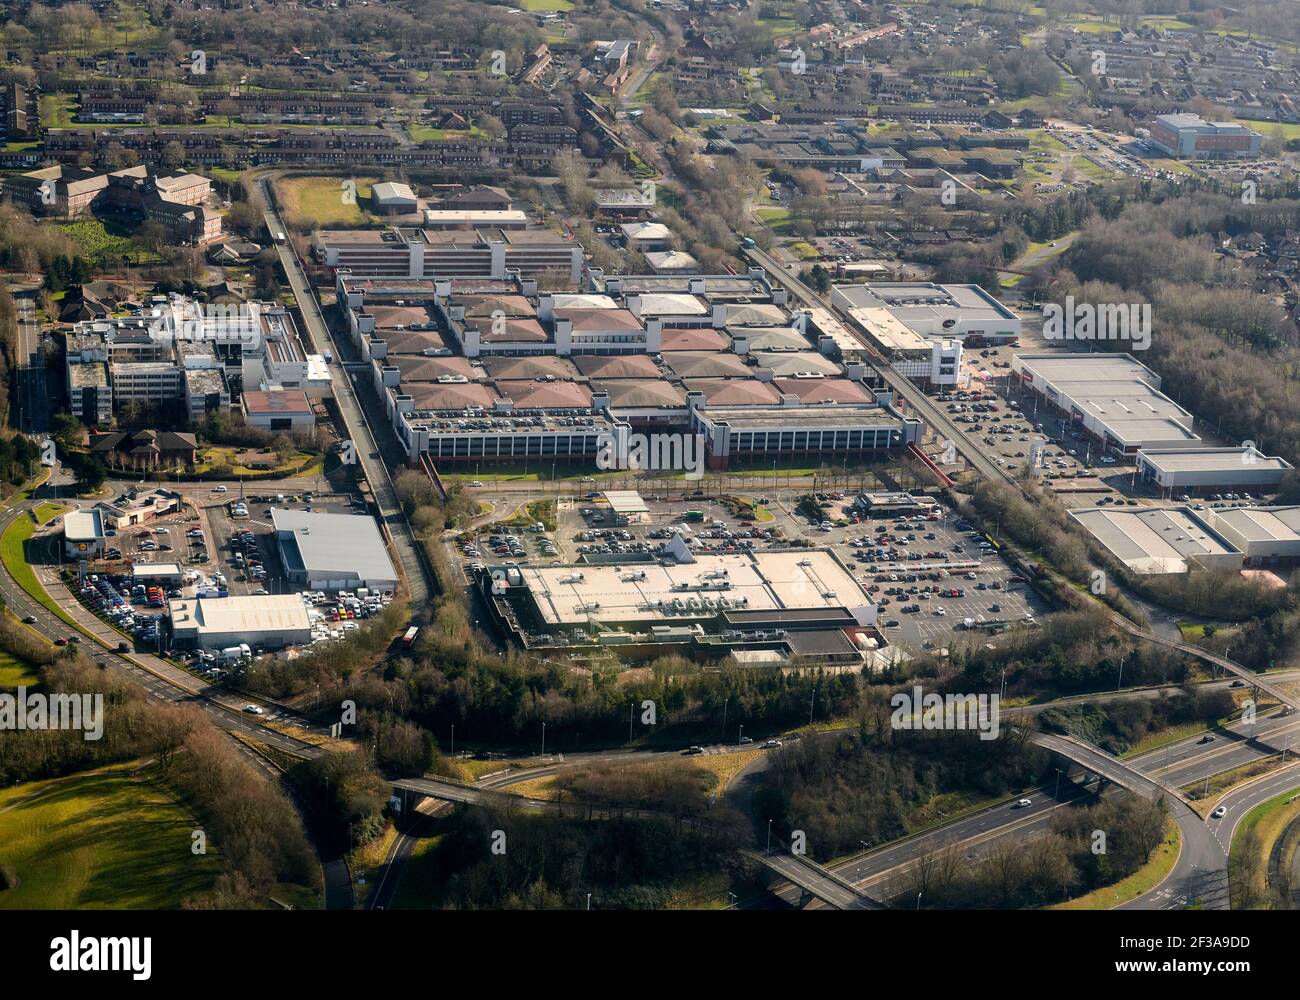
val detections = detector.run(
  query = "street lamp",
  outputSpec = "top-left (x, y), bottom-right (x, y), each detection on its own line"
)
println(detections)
top-left (766, 818), bottom-right (773, 854)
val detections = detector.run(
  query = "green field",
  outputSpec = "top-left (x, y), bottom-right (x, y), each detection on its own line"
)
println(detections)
top-left (38, 93), bottom-right (76, 129)
top-left (1236, 119), bottom-right (1300, 140)
top-left (275, 175), bottom-right (377, 228)
top-left (0, 763), bottom-right (223, 909)
top-left (0, 650), bottom-right (38, 689)
top-left (519, 0), bottom-right (574, 9)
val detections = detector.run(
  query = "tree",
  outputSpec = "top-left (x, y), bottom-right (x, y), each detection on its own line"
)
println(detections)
top-left (74, 456), bottom-right (106, 492)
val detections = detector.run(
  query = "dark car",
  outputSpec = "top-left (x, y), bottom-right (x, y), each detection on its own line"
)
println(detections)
top-left (117, 642), bottom-right (131, 653)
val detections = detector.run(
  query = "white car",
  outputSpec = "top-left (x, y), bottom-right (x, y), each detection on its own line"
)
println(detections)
top-left (1210, 805), bottom-right (1228, 819)
top-left (1014, 798), bottom-right (1033, 809)
top-left (243, 704), bottom-right (264, 715)
top-left (213, 485), bottom-right (228, 493)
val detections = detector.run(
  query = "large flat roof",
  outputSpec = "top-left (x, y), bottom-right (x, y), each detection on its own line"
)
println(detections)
top-left (835, 282), bottom-right (1018, 323)
top-left (1070, 507), bottom-right (1240, 574)
top-left (1207, 506), bottom-right (1300, 544)
top-left (271, 509), bottom-right (397, 584)
top-left (516, 550), bottom-right (871, 626)
top-left (1014, 353), bottom-right (1197, 446)
top-left (1014, 352), bottom-right (1163, 388)
top-left (1138, 448), bottom-right (1292, 474)
top-left (64, 509), bottom-right (103, 541)
top-left (169, 594), bottom-right (311, 634)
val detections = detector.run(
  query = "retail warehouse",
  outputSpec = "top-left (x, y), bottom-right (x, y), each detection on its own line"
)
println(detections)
top-left (1205, 506), bottom-right (1300, 565)
top-left (271, 509), bottom-right (399, 592)
top-left (831, 282), bottom-right (1021, 346)
top-left (169, 594), bottom-right (312, 650)
top-left (1136, 447), bottom-right (1292, 491)
top-left (1070, 506), bottom-right (1242, 574)
top-left (1012, 353), bottom-right (1201, 454)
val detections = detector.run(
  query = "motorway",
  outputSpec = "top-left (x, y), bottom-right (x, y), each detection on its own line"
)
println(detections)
top-left (258, 177), bottom-right (432, 614)
top-left (748, 708), bottom-right (1300, 910)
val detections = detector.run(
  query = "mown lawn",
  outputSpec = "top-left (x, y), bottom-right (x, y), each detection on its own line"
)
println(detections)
top-left (0, 763), bottom-right (223, 909)
top-left (0, 650), bottom-right (38, 689)
top-left (275, 175), bottom-right (378, 229)
top-left (32, 502), bottom-right (68, 525)
top-left (1228, 783), bottom-right (1300, 907)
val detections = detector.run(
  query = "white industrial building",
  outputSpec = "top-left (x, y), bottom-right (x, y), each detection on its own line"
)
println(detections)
top-left (1136, 447), bottom-right (1292, 491)
top-left (63, 509), bottom-right (106, 560)
top-left (831, 283), bottom-right (1021, 346)
top-left (169, 594), bottom-right (312, 650)
top-left (132, 562), bottom-right (185, 587)
top-left (372, 181), bottom-right (418, 213)
top-left (272, 509), bottom-right (398, 592)
top-left (513, 549), bottom-right (877, 628)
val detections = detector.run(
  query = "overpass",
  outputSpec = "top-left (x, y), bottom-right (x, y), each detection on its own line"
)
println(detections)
top-left (746, 849), bottom-right (887, 910)
top-left (1122, 622), bottom-right (1300, 715)
top-left (1030, 731), bottom-right (1191, 805)
top-left (391, 775), bottom-right (557, 810)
